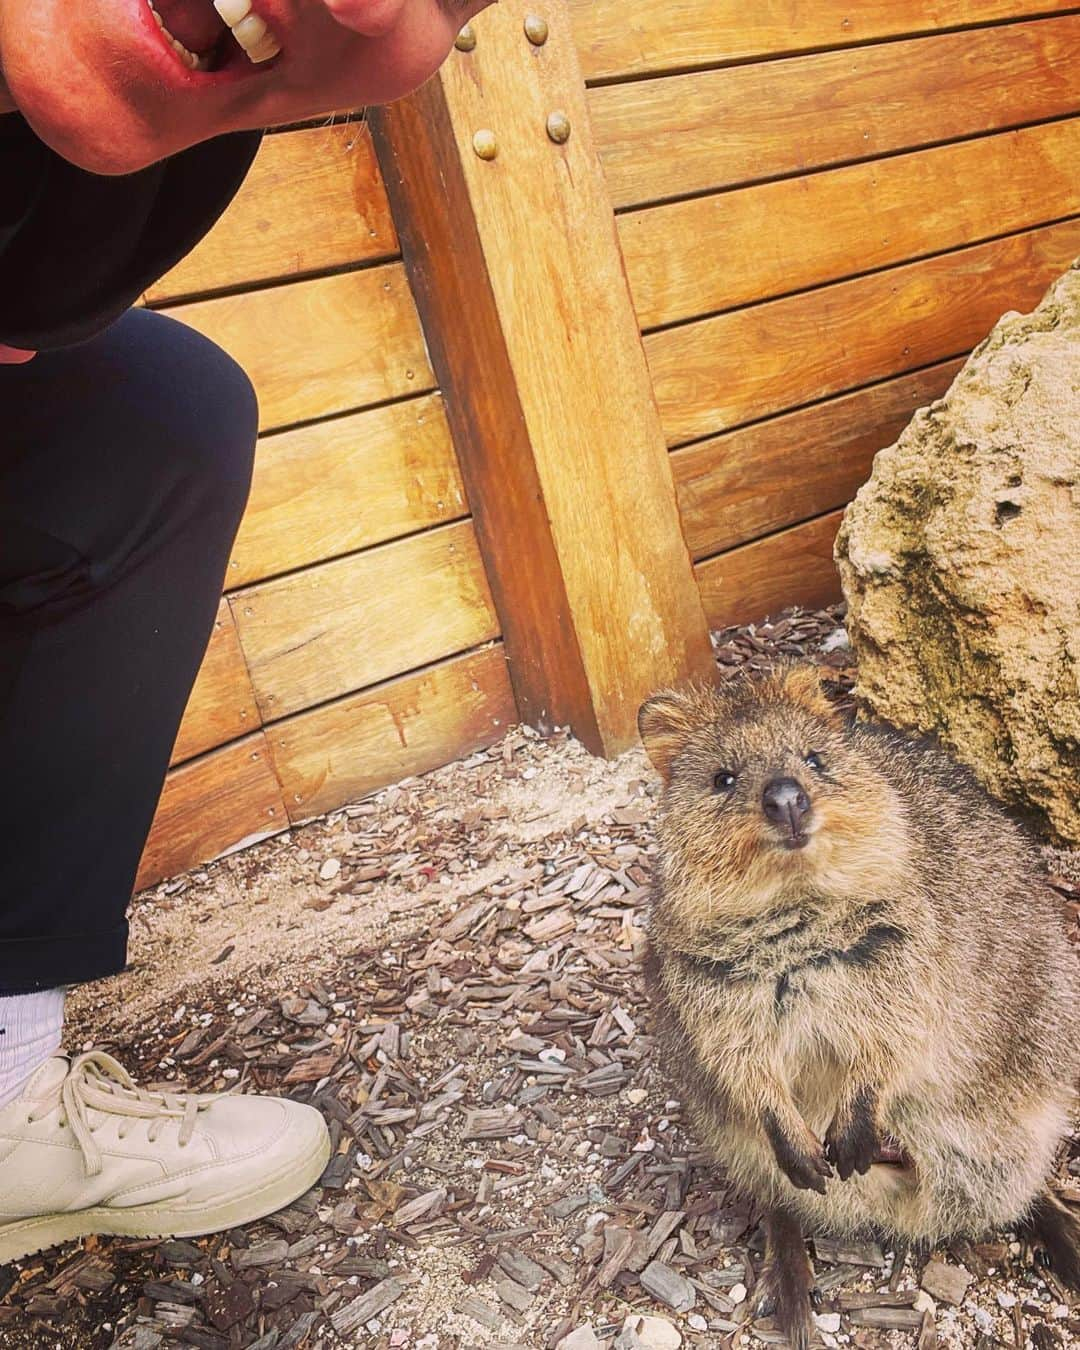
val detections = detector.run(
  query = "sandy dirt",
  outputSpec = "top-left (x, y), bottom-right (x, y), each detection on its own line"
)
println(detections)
top-left (1, 610), bottom-right (1075, 1350)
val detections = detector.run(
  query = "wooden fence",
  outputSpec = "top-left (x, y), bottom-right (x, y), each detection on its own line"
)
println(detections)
top-left (137, 120), bottom-right (517, 886)
top-left (575, 0), bottom-right (1080, 626)
top-left (137, 1), bottom-right (1080, 886)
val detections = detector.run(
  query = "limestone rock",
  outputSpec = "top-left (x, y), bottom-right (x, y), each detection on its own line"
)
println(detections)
top-left (836, 261), bottom-right (1080, 842)
top-left (556, 1326), bottom-right (603, 1350)
top-left (919, 1259), bottom-right (972, 1307)
top-left (616, 1313), bottom-right (683, 1349)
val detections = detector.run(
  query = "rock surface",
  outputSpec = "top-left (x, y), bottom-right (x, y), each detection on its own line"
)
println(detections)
top-left (836, 261), bottom-right (1080, 843)
top-left (555, 1327), bottom-right (603, 1350)
top-left (616, 1313), bottom-right (683, 1349)
top-left (920, 1259), bottom-right (973, 1308)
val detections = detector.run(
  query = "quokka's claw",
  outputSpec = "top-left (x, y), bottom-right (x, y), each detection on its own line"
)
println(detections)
top-left (824, 1087), bottom-right (880, 1181)
top-left (763, 1110), bottom-right (834, 1194)
top-left (789, 1141), bottom-right (834, 1193)
top-left (751, 1282), bottom-right (776, 1319)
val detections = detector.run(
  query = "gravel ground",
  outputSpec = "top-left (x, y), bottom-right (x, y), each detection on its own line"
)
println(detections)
top-left (1, 606), bottom-right (1077, 1350)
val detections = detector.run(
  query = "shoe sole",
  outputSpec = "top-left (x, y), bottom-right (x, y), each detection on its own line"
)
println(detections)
top-left (0, 1129), bottom-right (331, 1265)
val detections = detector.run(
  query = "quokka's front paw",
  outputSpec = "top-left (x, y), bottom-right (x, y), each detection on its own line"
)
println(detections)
top-left (824, 1086), bottom-right (879, 1181)
top-left (763, 1109), bottom-right (833, 1195)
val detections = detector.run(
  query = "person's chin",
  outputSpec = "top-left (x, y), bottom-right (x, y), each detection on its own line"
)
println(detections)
top-left (7, 73), bottom-right (141, 173)
top-left (30, 120), bottom-right (177, 175)
top-left (14, 80), bottom-right (186, 174)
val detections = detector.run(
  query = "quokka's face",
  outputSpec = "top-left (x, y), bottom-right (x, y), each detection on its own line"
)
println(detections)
top-left (639, 666), bottom-right (892, 896)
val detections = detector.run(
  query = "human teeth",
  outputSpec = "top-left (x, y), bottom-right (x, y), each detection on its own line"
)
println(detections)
top-left (245, 34), bottom-right (281, 62)
top-left (231, 14), bottom-right (273, 57)
top-left (248, 29), bottom-right (283, 61)
top-left (232, 13), bottom-right (266, 45)
top-left (213, 0), bottom-right (252, 23)
top-left (213, 0), bottom-right (281, 63)
top-left (145, 0), bottom-right (280, 70)
top-left (147, 2), bottom-right (212, 70)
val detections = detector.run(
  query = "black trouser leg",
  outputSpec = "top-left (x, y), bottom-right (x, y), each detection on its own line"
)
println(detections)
top-left (0, 309), bottom-right (258, 991)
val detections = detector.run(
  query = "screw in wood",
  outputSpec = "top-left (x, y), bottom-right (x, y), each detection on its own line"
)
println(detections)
top-left (524, 14), bottom-right (549, 45)
top-left (545, 110), bottom-right (571, 144)
top-left (472, 129), bottom-right (498, 161)
top-left (454, 23), bottom-right (476, 51)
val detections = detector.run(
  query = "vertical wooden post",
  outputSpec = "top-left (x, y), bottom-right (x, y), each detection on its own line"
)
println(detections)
top-left (369, 0), bottom-right (713, 756)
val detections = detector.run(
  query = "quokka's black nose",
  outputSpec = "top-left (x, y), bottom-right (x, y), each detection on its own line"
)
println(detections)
top-left (762, 777), bottom-right (811, 832)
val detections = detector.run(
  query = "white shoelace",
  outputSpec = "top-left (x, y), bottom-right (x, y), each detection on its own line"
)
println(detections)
top-left (26, 1050), bottom-right (209, 1177)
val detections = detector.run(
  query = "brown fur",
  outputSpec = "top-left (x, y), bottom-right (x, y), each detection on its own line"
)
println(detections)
top-left (639, 666), bottom-right (1080, 1347)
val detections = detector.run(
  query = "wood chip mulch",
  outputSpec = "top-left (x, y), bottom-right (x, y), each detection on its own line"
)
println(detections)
top-left (2, 605), bottom-right (1077, 1350)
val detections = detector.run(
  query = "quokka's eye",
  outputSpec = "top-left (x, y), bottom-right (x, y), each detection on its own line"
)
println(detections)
top-left (805, 751), bottom-right (825, 772)
top-left (713, 770), bottom-right (737, 792)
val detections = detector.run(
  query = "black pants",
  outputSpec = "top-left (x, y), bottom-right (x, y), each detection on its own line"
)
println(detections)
top-left (0, 309), bottom-right (258, 993)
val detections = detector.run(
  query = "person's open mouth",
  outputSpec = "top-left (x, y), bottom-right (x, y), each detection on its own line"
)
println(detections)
top-left (144, 0), bottom-right (281, 72)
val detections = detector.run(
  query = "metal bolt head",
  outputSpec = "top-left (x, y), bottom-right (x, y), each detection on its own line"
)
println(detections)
top-left (472, 128), bottom-right (498, 161)
top-left (454, 23), bottom-right (476, 51)
top-left (545, 110), bottom-right (571, 144)
top-left (524, 13), bottom-right (549, 45)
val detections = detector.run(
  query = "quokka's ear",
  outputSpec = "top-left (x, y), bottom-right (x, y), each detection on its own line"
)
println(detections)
top-left (781, 663), bottom-right (842, 724)
top-left (638, 688), bottom-right (702, 783)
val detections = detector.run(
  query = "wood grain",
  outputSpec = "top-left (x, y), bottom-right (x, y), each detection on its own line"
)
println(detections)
top-left (147, 123), bottom-right (398, 303)
top-left (590, 16), bottom-right (1080, 208)
top-left (268, 645), bottom-right (516, 821)
top-left (173, 262), bottom-right (432, 432)
top-left (137, 733), bottom-right (286, 889)
top-left (673, 360), bottom-right (964, 560)
top-left (170, 600), bottom-right (259, 765)
top-left (569, 0), bottom-right (1080, 82)
top-left (231, 519), bottom-right (500, 720)
top-left (227, 393), bottom-right (467, 589)
top-left (695, 511), bottom-right (845, 629)
top-left (370, 0), bottom-right (713, 759)
top-left (646, 218), bottom-right (1080, 446)
top-left (622, 118), bottom-right (1080, 330)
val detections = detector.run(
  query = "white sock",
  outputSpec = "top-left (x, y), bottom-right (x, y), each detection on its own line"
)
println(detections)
top-left (0, 990), bottom-right (65, 1108)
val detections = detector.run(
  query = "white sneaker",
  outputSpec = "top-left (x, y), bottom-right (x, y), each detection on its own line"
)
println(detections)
top-left (0, 1051), bottom-right (331, 1263)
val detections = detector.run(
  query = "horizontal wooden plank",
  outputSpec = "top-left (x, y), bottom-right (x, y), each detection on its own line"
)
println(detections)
top-left (137, 732), bottom-right (286, 889)
top-left (170, 600), bottom-right (259, 765)
top-left (673, 360), bottom-right (963, 560)
top-left (227, 393), bottom-right (467, 589)
top-left (268, 645), bottom-right (516, 821)
top-left (590, 16), bottom-right (1080, 208)
top-left (232, 519), bottom-right (500, 720)
top-left (646, 218), bottom-right (1080, 446)
top-left (623, 118), bottom-right (1080, 330)
top-left (695, 510), bottom-right (844, 630)
top-left (173, 262), bottom-right (432, 431)
top-left (147, 124), bottom-right (397, 304)
top-left (570, 0), bottom-right (1080, 82)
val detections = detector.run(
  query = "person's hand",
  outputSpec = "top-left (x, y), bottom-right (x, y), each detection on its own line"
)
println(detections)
top-left (0, 345), bottom-right (36, 364)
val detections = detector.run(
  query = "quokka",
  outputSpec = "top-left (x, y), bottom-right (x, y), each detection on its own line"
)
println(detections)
top-left (638, 664), bottom-right (1080, 1349)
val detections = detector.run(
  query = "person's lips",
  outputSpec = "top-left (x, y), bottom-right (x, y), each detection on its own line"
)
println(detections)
top-left (0, 346), bottom-right (37, 365)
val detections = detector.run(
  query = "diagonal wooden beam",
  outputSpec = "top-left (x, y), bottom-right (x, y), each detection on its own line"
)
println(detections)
top-left (369, 0), bottom-right (713, 755)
